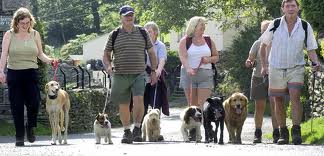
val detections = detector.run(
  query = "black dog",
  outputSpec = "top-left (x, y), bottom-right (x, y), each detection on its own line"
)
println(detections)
top-left (203, 97), bottom-right (225, 144)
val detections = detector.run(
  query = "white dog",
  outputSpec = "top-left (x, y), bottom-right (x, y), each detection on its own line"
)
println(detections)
top-left (142, 108), bottom-right (161, 142)
top-left (93, 113), bottom-right (113, 144)
top-left (180, 106), bottom-right (203, 142)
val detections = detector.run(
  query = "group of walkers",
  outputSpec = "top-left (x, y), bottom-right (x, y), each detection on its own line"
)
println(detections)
top-left (0, 0), bottom-right (321, 146)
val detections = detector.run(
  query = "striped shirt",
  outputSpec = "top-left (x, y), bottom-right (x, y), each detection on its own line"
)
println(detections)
top-left (105, 25), bottom-right (153, 74)
top-left (260, 16), bottom-right (318, 69)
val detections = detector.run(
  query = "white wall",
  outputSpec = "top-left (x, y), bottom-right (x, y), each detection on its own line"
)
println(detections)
top-left (82, 33), bottom-right (110, 60)
top-left (169, 21), bottom-right (237, 52)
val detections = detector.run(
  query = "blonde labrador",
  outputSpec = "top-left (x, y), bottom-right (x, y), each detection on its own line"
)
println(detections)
top-left (223, 92), bottom-right (248, 144)
top-left (45, 81), bottom-right (70, 145)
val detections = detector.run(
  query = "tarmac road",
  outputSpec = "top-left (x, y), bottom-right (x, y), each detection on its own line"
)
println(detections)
top-left (0, 107), bottom-right (323, 156)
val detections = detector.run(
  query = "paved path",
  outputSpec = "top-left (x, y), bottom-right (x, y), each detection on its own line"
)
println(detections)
top-left (0, 107), bottom-right (323, 156)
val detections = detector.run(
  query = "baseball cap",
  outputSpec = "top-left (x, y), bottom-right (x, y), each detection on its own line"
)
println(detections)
top-left (119, 5), bottom-right (135, 16)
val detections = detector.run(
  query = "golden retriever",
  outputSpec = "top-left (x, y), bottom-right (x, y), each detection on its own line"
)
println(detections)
top-left (45, 81), bottom-right (70, 145)
top-left (223, 92), bottom-right (248, 144)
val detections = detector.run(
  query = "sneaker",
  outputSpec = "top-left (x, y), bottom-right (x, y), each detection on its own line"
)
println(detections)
top-left (253, 128), bottom-right (262, 143)
top-left (26, 125), bottom-right (36, 143)
top-left (272, 128), bottom-right (280, 143)
top-left (132, 127), bottom-right (142, 142)
top-left (291, 125), bottom-right (302, 145)
top-left (277, 127), bottom-right (289, 145)
top-left (15, 137), bottom-right (24, 147)
top-left (189, 128), bottom-right (196, 141)
top-left (121, 129), bottom-right (133, 144)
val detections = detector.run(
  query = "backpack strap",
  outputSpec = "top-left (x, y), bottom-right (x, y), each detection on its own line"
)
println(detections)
top-left (269, 18), bottom-right (281, 33)
top-left (186, 36), bottom-right (192, 50)
top-left (138, 26), bottom-right (148, 49)
top-left (301, 19), bottom-right (308, 48)
top-left (111, 28), bottom-right (120, 51)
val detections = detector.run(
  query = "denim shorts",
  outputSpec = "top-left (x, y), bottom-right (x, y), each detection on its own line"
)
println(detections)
top-left (179, 68), bottom-right (213, 89)
top-left (110, 73), bottom-right (146, 105)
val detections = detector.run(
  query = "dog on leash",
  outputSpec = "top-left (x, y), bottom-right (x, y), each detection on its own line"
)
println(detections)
top-left (142, 108), bottom-right (161, 142)
top-left (203, 96), bottom-right (225, 144)
top-left (45, 81), bottom-right (70, 145)
top-left (223, 92), bottom-right (248, 144)
top-left (180, 106), bottom-right (203, 142)
top-left (94, 113), bottom-right (113, 144)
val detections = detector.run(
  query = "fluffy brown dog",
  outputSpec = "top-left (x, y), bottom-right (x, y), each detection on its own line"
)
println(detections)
top-left (223, 92), bottom-right (248, 144)
top-left (45, 81), bottom-right (70, 145)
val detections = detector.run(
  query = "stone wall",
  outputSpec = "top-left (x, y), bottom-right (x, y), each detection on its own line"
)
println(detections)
top-left (307, 70), bottom-right (324, 117)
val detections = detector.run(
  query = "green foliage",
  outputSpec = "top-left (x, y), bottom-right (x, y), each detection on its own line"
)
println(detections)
top-left (301, 0), bottom-right (324, 32)
top-left (34, 20), bottom-right (49, 93)
top-left (320, 40), bottom-right (324, 59)
top-left (60, 33), bottom-right (98, 59)
top-left (164, 51), bottom-right (180, 73)
top-left (0, 120), bottom-right (51, 136)
top-left (301, 117), bottom-right (324, 144)
top-left (218, 24), bottom-right (260, 96)
top-left (264, 117), bottom-right (324, 144)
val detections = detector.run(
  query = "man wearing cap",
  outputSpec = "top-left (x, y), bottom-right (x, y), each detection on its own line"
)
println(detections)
top-left (103, 5), bottom-right (157, 144)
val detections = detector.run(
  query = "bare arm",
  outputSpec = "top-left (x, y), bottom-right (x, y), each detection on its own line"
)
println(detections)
top-left (0, 31), bottom-right (11, 83)
top-left (147, 47), bottom-right (157, 85)
top-left (308, 50), bottom-right (320, 71)
top-left (0, 31), bottom-right (10, 73)
top-left (260, 43), bottom-right (268, 75)
top-left (202, 39), bottom-right (219, 64)
top-left (245, 53), bottom-right (256, 68)
top-left (35, 31), bottom-right (53, 64)
top-left (103, 49), bottom-right (113, 74)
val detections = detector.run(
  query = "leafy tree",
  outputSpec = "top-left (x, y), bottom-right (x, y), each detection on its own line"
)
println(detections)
top-left (300, 0), bottom-right (324, 33)
top-left (60, 33), bottom-right (98, 59)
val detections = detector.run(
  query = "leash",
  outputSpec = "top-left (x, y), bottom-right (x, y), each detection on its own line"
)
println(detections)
top-left (310, 62), bottom-right (318, 133)
top-left (102, 74), bottom-right (111, 114)
top-left (51, 60), bottom-right (59, 81)
top-left (187, 58), bottom-right (204, 106)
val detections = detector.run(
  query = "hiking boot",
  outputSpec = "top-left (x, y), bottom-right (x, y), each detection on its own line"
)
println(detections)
top-left (158, 135), bottom-right (164, 141)
top-left (189, 128), bottom-right (196, 141)
top-left (15, 137), bottom-right (24, 147)
top-left (26, 125), bottom-right (36, 143)
top-left (277, 127), bottom-right (289, 145)
top-left (291, 125), bottom-right (302, 145)
top-left (121, 129), bottom-right (133, 144)
top-left (253, 128), bottom-right (262, 143)
top-left (272, 128), bottom-right (280, 143)
top-left (132, 127), bottom-right (142, 142)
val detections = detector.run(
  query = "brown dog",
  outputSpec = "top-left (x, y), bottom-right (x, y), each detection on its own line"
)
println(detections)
top-left (223, 92), bottom-right (248, 144)
top-left (45, 81), bottom-right (71, 145)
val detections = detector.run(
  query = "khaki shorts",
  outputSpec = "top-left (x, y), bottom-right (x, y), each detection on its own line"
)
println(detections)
top-left (250, 76), bottom-right (268, 100)
top-left (179, 68), bottom-right (213, 89)
top-left (110, 73), bottom-right (146, 105)
top-left (268, 65), bottom-right (304, 96)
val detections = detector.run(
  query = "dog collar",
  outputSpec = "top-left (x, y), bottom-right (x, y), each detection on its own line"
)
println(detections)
top-left (48, 94), bottom-right (57, 99)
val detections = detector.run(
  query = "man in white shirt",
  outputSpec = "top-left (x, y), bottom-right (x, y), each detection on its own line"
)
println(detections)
top-left (260, 0), bottom-right (320, 145)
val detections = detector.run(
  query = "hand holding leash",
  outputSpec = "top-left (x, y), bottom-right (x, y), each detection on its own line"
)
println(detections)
top-left (311, 62), bottom-right (320, 72)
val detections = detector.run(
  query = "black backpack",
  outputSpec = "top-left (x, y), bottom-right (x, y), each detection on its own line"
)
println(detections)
top-left (110, 26), bottom-right (149, 62)
top-left (186, 36), bottom-right (218, 89)
top-left (269, 18), bottom-right (308, 48)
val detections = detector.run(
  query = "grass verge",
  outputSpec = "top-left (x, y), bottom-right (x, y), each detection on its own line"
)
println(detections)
top-left (0, 119), bottom-right (51, 136)
top-left (264, 117), bottom-right (324, 144)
